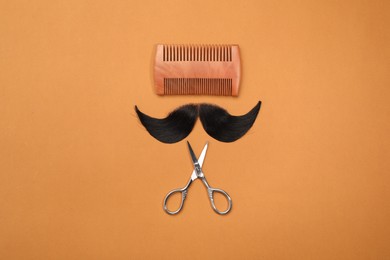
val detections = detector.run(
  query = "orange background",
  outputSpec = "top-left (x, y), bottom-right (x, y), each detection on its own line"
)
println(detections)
top-left (1, 0), bottom-right (389, 259)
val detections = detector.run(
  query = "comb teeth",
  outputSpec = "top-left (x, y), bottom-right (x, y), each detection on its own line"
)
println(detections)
top-left (164, 78), bottom-right (232, 95)
top-left (154, 44), bottom-right (241, 96)
top-left (163, 45), bottom-right (233, 62)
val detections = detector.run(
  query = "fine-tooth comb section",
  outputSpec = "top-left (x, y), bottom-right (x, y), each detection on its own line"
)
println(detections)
top-left (164, 78), bottom-right (232, 95)
top-left (154, 44), bottom-right (241, 96)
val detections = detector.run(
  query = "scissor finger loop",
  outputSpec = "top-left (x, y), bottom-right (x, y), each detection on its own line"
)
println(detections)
top-left (207, 187), bottom-right (233, 215)
top-left (163, 179), bottom-right (192, 215)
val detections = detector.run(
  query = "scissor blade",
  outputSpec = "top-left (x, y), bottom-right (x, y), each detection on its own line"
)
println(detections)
top-left (188, 141), bottom-right (208, 180)
top-left (187, 141), bottom-right (199, 165)
top-left (197, 142), bottom-right (208, 167)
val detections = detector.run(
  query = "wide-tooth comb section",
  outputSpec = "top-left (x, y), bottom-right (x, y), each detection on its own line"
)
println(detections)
top-left (162, 45), bottom-right (233, 62)
top-left (154, 44), bottom-right (241, 96)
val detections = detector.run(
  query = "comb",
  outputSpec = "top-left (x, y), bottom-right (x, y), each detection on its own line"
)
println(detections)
top-left (154, 44), bottom-right (241, 96)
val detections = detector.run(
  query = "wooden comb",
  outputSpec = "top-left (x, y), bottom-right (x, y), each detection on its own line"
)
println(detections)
top-left (154, 44), bottom-right (241, 96)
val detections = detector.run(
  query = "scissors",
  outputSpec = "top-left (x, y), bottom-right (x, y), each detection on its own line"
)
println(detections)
top-left (163, 141), bottom-right (232, 215)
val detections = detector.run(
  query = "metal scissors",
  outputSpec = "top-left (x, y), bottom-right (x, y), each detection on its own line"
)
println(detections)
top-left (163, 141), bottom-right (233, 215)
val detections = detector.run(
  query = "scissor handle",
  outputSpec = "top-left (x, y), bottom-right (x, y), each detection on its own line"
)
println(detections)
top-left (163, 179), bottom-right (192, 215)
top-left (207, 187), bottom-right (233, 215)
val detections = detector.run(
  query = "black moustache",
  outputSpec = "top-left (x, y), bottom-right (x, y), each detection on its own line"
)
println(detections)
top-left (135, 101), bottom-right (261, 143)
